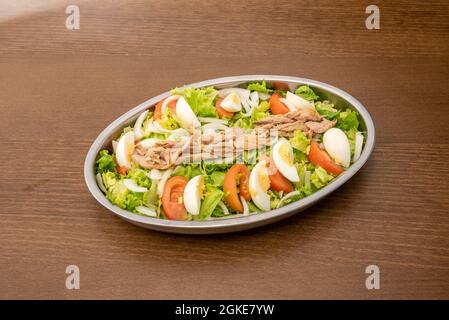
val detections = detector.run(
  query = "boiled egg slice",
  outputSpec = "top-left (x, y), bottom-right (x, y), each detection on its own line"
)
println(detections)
top-left (323, 128), bottom-right (351, 167)
top-left (220, 92), bottom-right (242, 112)
top-left (285, 91), bottom-right (314, 110)
top-left (272, 138), bottom-right (300, 182)
top-left (183, 175), bottom-right (204, 216)
top-left (175, 96), bottom-right (200, 129)
top-left (249, 161), bottom-right (271, 211)
top-left (115, 131), bottom-right (135, 169)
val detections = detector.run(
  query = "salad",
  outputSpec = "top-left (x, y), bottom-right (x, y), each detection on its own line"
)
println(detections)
top-left (95, 81), bottom-right (364, 221)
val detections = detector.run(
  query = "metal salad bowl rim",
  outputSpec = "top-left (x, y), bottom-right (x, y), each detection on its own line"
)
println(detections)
top-left (84, 75), bottom-right (375, 234)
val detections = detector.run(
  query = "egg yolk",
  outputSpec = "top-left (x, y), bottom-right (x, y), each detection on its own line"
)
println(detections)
top-left (126, 144), bottom-right (135, 162)
top-left (257, 164), bottom-right (270, 192)
top-left (229, 92), bottom-right (240, 105)
top-left (279, 143), bottom-right (293, 166)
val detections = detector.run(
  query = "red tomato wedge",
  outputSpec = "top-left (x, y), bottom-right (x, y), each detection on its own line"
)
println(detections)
top-left (223, 164), bottom-right (251, 213)
top-left (269, 93), bottom-right (290, 115)
top-left (272, 81), bottom-right (290, 91)
top-left (154, 98), bottom-right (178, 120)
top-left (266, 159), bottom-right (294, 193)
top-left (308, 141), bottom-right (344, 175)
top-left (215, 98), bottom-right (234, 119)
top-left (161, 176), bottom-right (189, 220)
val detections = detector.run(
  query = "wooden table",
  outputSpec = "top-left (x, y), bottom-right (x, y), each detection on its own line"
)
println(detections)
top-left (1, 0), bottom-right (448, 299)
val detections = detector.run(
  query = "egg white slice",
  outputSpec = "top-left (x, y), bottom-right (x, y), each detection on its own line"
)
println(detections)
top-left (115, 131), bottom-right (135, 169)
top-left (220, 92), bottom-right (242, 112)
top-left (323, 128), bottom-right (351, 167)
top-left (183, 175), bottom-right (204, 216)
top-left (249, 161), bottom-right (271, 211)
top-left (272, 138), bottom-right (300, 182)
top-left (175, 96), bottom-right (200, 129)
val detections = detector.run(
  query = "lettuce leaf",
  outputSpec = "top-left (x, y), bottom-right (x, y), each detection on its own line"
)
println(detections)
top-left (171, 86), bottom-right (218, 117)
top-left (199, 187), bottom-right (224, 220)
top-left (127, 164), bottom-right (151, 188)
top-left (290, 130), bottom-right (310, 154)
top-left (102, 171), bottom-right (119, 189)
top-left (106, 179), bottom-right (144, 211)
top-left (96, 150), bottom-right (116, 173)
top-left (295, 85), bottom-right (319, 101)
top-left (210, 171), bottom-right (225, 187)
top-left (251, 101), bottom-right (270, 122)
top-left (158, 109), bottom-right (180, 130)
top-left (246, 81), bottom-right (273, 94)
top-left (310, 166), bottom-right (335, 189)
top-left (336, 109), bottom-right (359, 131)
top-left (344, 128), bottom-right (357, 158)
top-left (315, 101), bottom-right (340, 120)
top-left (172, 164), bottom-right (202, 179)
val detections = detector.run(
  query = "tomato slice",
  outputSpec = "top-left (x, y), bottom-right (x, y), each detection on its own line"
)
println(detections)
top-left (269, 93), bottom-right (290, 115)
top-left (215, 98), bottom-right (234, 119)
top-left (272, 81), bottom-right (290, 91)
top-left (266, 159), bottom-right (294, 193)
top-left (308, 141), bottom-right (344, 175)
top-left (223, 164), bottom-right (251, 213)
top-left (161, 176), bottom-right (189, 220)
top-left (154, 98), bottom-right (178, 120)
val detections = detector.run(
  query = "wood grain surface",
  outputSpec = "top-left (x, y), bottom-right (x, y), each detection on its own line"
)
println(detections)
top-left (0, 0), bottom-right (448, 299)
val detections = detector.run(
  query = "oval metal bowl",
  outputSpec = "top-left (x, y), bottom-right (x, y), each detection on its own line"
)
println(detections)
top-left (84, 75), bottom-right (375, 234)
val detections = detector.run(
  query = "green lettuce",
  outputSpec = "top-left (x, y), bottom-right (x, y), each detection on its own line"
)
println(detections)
top-left (251, 101), bottom-right (270, 122)
top-left (172, 164), bottom-right (202, 179)
top-left (106, 179), bottom-right (144, 211)
top-left (295, 85), bottom-right (319, 101)
top-left (199, 187), bottom-right (224, 220)
top-left (102, 171), bottom-right (119, 189)
top-left (344, 128), bottom-right (357, 158)
top-left (311, 166), bottom-right (335, 189)
top-left (290, 130), bottom-right (310, 154)
top-left (158, 109), bottom-right (180, 130)
top-left (171, 86), bottom-right (218, 117)
top-left (96, 150), bottom-right (116, 173)
top-left (210, 171), bottom-right (225, 187)
top-left (315, 101), bottom-right (340, 120)
top-left (127, 164), bottom-right (151, 188)
top-left (145, 180), bottom-right (159, 207)
top-left (246, 81), bottom-right (273, 94)
top-left (336, 109), bottom-right (359, 131)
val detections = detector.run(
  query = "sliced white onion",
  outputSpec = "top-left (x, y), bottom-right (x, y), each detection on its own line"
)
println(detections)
top-left (124, 179), bottom-right (148, 193)
top-left (201, 123), bottom-right (229, 132)
top-left (278, 191), bottom-right (284, 199)
top-left (112, 140), bottom-right (118, 154)
top-left (161, 95), bottom-right (180, 115)
top-left (305, 170), bottom-right (311, 189)
top-left (353, 132), bottom-right (364, 163)
top-left (133, 110), bottom-right (148, 140)
top-left (279, 97), bottom-right (297, 112)
top-left (136, 206), bottom-right (157, 217)
top-left (218, 201), bottom-right (230, 215)
top-left (157, 168), bottom-right (174, 196)
top-left (249, 91), bottom-right (259, 108)
top-left (276, 191), bottom-right (301, 209)
top-left (198, 117), bottom-right (228, 124)
top-left (96, 173), bottom-right (107, 193)
top-left (258, 92), bottom-right (271, 100)
top-left (146, 168), bottom-right (163, 180)
top-left (240, 196), bottom-right (249, 216)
